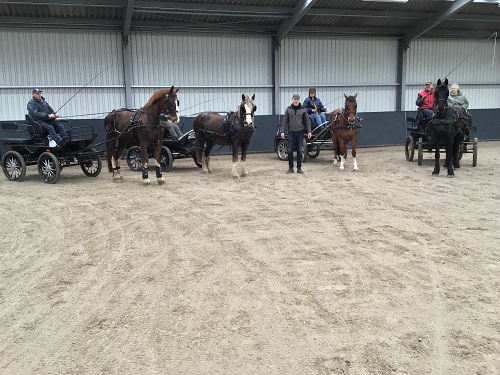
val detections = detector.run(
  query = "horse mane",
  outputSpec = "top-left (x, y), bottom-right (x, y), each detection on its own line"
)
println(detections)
top-left (144, 88), bottom-right (171, 109)
top-left (345, 96), bottom-right (357, 101)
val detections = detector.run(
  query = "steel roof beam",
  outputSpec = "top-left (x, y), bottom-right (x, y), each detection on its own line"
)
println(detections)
top-left (402, 0), bottom-right (474, 48)
top-left (123, 0), bottom-right (134, 42)
top-left (276, 0), bottom-right (319, 42)
top-left (0, 0), bottom-right (123, 6)
top-left (135, 1), bottom-right (287, 16)
top-left (0, 16), bottom-right (122, 27)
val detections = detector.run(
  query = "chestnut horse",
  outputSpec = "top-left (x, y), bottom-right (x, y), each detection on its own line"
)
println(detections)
top-left (193, 94), bottom-right (256, 179)
top-left (104, 86), bottom-right (179, 185)
top-left (329, 93), bottom-right (360, 170)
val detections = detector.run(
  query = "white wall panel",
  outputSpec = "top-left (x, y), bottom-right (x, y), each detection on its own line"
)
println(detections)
top-left (405, 38), bottom-right (500, 110)
top-left (130, 33), bottom-right (273, 115)
top-left (0, 29), bottom-right (124, 120)
top-left (132, 87), bottom-right (271, 120)
top-left (279, 36), bottom-right (398, 113)
top-left (0, 88), bottom-right (125, 122)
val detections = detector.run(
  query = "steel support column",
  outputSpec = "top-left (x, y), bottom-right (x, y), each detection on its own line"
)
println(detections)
top-left (396, 39), bottom-right (408, 112)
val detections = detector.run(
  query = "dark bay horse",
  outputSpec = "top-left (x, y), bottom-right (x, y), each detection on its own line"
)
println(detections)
top-left (328, 93), bottom-right (360, 170)
top-left (104, 86), bottom-right (179, 185)
top-left (193, 94), bottom-right (256, 179)
top-left (431, 78), bottom-right (464, 177)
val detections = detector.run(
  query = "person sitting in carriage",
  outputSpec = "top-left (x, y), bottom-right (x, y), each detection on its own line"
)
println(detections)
top-left (303, 87), bottom-right (327, 130)
top-left (415, 81), bottom-right (435, 120)
top-left (447, 83), bottom-right (469, 114)
top-left (448, 83), bottom-right (472, 140)
top-left (160, 110), bottom-right (183, 140)
top-left (27, 88), bottom-right (69, 147)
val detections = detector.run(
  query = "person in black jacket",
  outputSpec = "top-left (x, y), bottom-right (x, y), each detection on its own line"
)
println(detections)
top-left (27, 88), bottom-right (68, 146)
top-left (303, 87), bottom-right (327, 129)
top-left (280, 94), bottom-right (311, 174)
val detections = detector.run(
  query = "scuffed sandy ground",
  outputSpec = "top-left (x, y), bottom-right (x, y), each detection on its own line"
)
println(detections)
top-left (1, 142), bottom-right (499, 375)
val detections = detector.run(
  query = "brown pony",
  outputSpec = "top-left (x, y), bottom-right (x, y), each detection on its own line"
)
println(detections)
top-left (104, 86), bottom-right (179, 185)
top-left (193, 94), bottom-right (256, 179)
top-left (329, 93), bottom-right (360, 170)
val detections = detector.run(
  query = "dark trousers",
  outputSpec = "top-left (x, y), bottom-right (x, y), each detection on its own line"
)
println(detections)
top-left (288, 131), bottom-right (304, 170)
top-left (39, 119), bottom-right (68, 142)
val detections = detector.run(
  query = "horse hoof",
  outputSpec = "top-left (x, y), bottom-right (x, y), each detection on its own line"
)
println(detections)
top-left (143, 179), bottom-right (151, 186)
top-left (157, 178), bottom-right (166, 185)
top-left (432, 172), bottom-right (439, 177)
top-left (339, 166), bottom-right (344, 170)
top-left (233, 176), bottom-right (239, 180)
top-left (113, 176), bottom-right (123, 182)
top-left (447, 174), bottom-right (455, 178)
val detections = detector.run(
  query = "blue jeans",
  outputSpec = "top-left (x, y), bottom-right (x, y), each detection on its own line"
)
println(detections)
top-left (288, 131), bottom-right (304, 170)
top-left (39, 120), bottom-right (67, 142)
top-left (421, 109), bottom-right (433, 119)
top-left (310, 113), bottom-right (326, 129)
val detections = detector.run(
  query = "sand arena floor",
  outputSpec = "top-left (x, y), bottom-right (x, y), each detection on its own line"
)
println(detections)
top-left (1, 142), bottom-right (499, 375)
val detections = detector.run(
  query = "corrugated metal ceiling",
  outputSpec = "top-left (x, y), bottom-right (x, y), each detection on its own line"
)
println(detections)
top-left (0, 0), bottom-right (498, 39)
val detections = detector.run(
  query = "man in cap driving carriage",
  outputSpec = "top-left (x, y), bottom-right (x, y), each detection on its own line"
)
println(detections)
top-left (27, 88), bottom-right (68, 147)
top-left (160, 110), bottom-right (183, 140)
top-left (303, 87), bottom-right (327, 130)
top-left (416, 81), bottom-right (435, 120)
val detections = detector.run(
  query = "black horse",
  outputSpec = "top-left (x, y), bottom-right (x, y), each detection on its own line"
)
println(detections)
top-left (431, 78), bottom-right (465, 177)
top-left (193, 94), bottom-right (256, 179)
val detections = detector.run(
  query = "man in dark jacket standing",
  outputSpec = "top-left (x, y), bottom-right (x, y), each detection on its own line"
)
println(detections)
top-left (281, 94), bottom-right (311, 174)
top-left (27, 88), bottom-right (68, 146)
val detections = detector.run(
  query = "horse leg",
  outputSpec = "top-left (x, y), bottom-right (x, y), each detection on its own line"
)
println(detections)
top-left (452, 132), bottom-right (461, 169)
top-left (140, 142), bottom-right (151, 186)
top-left (332, 133), bottom-right (339, 166)
top-left (432, 136), bottom-right (440, 176)
top-left (111, 141), bottom-right (125, 181)
top-left (205, 142), bottom-right (214, 174)
top-left (351, 133), bottom-right (358, 171)
top-left (445, 136), bottom-right (455, 177)
top-left (231, 140), bottom-right (240, 179)
top-left (153, 141), bottom-right (165, 185)
top-left (240, 141), bottom-right (249, 177)
top-left (339, 139), bottom-right (345, 170)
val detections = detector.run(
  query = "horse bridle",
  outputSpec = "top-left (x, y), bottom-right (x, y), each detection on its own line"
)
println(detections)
top-left (343, 98), bottom-right (357, 124)
top-left (239, 100), bottom-right (256, 126)
top-left (164, 94), bottom-right (179, 116)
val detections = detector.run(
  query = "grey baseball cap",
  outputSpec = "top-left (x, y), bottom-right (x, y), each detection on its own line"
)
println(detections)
top-left (292, 94), bottom-right (300, 99)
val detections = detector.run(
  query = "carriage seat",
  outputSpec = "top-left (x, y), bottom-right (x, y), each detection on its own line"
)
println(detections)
top-left (25, 114), bottom-right (49, 145)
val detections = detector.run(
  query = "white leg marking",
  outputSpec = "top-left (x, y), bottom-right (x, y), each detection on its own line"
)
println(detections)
top-left (339, 155), bottom-right (345, 170)
top-left (353, 157), bottom-right (358, 171)
top-left (231, 161), bottom-right (239, 179)
top-left (241, 160), bottom-right (248, 177)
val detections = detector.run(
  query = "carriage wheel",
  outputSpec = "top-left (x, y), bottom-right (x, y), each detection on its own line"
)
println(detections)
top-left (457, 143), bottom-right (464, 161)
top-left (126, 146), bottom-right (143, 172)
top-left (80, 149), bottom-right (102, 177)
top-left (2, 151), bottom-right (26, 182)
top-left (405, 136), bottom-right (414, 162)
top-left (472, 137), bottom-right (478, 167)
top-left (417, 137), bottom-right (423, 166)
top-left (276, 139), bottom-right (288, 161)
top-left (307, 148), bottom-right (320, 158)
top-left (38, 152), bottom-right (61, 184)
top-left (160, 146), bottom-right (173, 172)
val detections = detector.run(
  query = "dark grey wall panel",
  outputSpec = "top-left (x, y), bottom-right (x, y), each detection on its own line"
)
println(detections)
top-left (2, 110), bottom-right (499, 158)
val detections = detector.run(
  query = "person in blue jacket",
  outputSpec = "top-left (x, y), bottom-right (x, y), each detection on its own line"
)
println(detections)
top-left (27, 88), bottom-right (68, 146)
top-left (303, 87), bottom-right (327, 129)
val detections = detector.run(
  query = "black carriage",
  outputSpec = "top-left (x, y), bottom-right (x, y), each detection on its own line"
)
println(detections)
top-left (274, 114), bottom-right (362, 161)
top-left (0, 115), bottom-right (103, 184)
top-left (125, 128), bottom-right (201, 172)
top-left (405, 109), bottom-right (478, 167)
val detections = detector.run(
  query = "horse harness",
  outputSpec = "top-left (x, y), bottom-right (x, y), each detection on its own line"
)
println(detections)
top-left (332, 109), bottom-right (362, 131)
